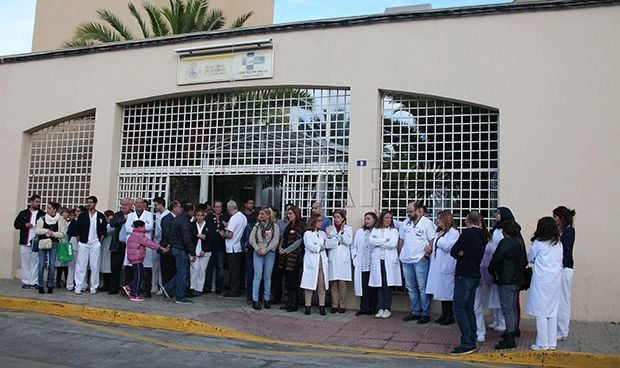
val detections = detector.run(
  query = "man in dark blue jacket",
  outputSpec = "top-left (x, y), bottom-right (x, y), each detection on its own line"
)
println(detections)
top-left (74, 195), bottom-right (107, 295)
top-left (13, 194), bottom-right (45, 288)
top-left (449, 211), bottom-right (486, 356)
top-left (161, 203), bottom-right (196, 304)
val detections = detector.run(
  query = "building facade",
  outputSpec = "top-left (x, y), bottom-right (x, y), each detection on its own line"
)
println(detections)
top-left (1, 0), bottom-right (618, 321)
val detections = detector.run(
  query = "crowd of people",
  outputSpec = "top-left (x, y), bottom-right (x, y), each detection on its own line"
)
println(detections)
top-left (13, 194), bottom-right (576, 355)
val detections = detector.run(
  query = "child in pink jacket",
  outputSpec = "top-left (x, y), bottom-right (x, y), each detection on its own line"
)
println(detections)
top-left (125, 220), bottom-right (169, 301)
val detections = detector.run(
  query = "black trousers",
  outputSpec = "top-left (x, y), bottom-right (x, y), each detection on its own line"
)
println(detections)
top-left (109, 243), bottom-right (126, 294)
top-left (284, 262), bottom-right (301, 308)
top-left (160, 252), bottom-right (176, 285)
top-left (226, 252), bottom-right (243, 294)
top-left (360, 271), bottom-right (378, 313)
top-left (271, 252), bottom-right (284, 303)
top-left (205, 251), bottom-right (225, 293)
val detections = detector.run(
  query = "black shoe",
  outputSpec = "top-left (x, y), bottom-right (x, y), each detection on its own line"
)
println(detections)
top-left (287, 306), bottom-right (298, 312)
top-left (440, 317), bottom-right (455, 326)
top-left (495, 333), bottom-right (516, 350)
top-left (47, 287), bottom-right (54, 294)
top-left (108, 290), bottom-right (119, 295)
top-left (175, 299), bottom-right (193, 304)
top-left (402, 314), bottom-right (421, 321)
top-left (330, 307), bottom-right (338, 314)
top-left (252, 301), bottom-right (262, 310)
top-left (223, 291), bottom-right (241, 297)
top-left (417, 315), bottom-right (431, 324)
top-left (502, 329), bottom-right (521, 338)
top-left (38, 287), bottom-right (45, 294)
top-left (449, 346), bottom-right (477, 355)
top-left (319, 306), bottom-right (326, 316)
top-left (21, 284), bottom-right (31, 289)
top-left (280, 305), bottom-right (289, 310)
top-left (434, 316), bottom-right (445, 324)
top-left (264, 301), bottom-right (271, 309)
top-left (304, 306), bottom-right (311, 315)
top-left (204, 289), bottom-right (212, 294)
top-left (190, 290), bottom-right (202, 297)
top-left (355, 310), bottom-right (366, 316)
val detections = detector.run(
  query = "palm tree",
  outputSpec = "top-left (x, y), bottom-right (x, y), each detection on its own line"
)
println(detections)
top-left (64, 0), bottom-right (253, 47)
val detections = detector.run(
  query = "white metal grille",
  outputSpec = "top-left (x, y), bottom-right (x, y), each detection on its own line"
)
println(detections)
top-left (381, 93), bottom-right (499, 226)
top-left (27, 114), bottom-right (95, 209)
top-left (119, 88), bottom-right (350, 216)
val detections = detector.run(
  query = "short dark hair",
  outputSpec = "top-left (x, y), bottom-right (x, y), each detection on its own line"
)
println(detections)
top-left (153, 197), bottom-right (166, 207)
top-left (466, 211), bottom-right (482, 226)
top-left (104, 210), bottom-right (114, 217)
top-left (133, 220), bottom-right (145, 228)
top-left (183, 203), bottom-right (194, 212)
top-left (168, 200), bottom-right (181, 211)
top-left (87, 195), bottom-right (98, 204)
top-left (48, 202), bottom-right (61, 211)
top-left (531, 217), bottom-right (560, 244)
top-left (29, 194), bottom-right (41, 201)
top-left (502, 220), bottom-right (521, 238)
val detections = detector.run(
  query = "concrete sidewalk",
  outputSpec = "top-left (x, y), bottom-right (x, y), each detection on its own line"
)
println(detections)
top-left (0, 279), bottom-right (618, 367)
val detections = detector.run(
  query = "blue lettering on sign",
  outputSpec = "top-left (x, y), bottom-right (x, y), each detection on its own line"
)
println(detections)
top-left (356, 160), bottom-right (367, 167)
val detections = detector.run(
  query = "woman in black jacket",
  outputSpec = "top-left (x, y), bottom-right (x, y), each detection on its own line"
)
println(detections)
top-left (488, 220), bottom-right (527, 349)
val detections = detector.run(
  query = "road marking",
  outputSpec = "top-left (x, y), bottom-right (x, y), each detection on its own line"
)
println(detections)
top-left (1, 297), bottom-right (618, 368)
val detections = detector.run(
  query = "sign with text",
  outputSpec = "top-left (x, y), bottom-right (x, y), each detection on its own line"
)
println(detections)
top-left (177, 48), bottom-right (274, 85)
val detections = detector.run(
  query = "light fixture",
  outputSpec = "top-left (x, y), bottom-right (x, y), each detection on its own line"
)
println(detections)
top-left (174, 38), bottom-right (273, 55)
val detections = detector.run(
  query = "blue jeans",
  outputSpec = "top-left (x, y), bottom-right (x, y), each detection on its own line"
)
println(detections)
top-left (453, 276), bottom-right (480, 348)
top-left (498, 284), bottom-right (519, 333)
top-left (38, 244), bottom-right (58, 288)
top-left (402, 258), bottom-right (430, 316)
top-left (253, 250), bottom-right (275, 302)
top-left (164, 247), bottom-right (189, 301)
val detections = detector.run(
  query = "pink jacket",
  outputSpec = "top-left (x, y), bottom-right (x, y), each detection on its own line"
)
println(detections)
top-left (126, 228), bottom-right (162, 264)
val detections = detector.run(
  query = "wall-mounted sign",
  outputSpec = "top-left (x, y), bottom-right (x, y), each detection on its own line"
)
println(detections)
top-left (177, 48), bottom-right (274, 85)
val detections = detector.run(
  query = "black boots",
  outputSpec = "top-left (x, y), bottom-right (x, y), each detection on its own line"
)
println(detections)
top-left (495, 331), bottom-right (517, 350)
top-left (319, 306), bottom-right (326, 316)
top-left (304, 306), bottom-right (311, 315)
top-left (436, 301), bottom-right (455, 325)
top-left (38, 287), bottom-right (45, 294)
top-left (263, 301), bottom-right (271, 309)
top-left (252, 301), bottom-right (262, 310)
top-left (47, 287), bottom-right (54, 294)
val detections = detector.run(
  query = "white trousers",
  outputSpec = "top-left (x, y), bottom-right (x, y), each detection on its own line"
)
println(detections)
top-left (491, 308), bottom-right (506, 331)
top-left (557, 268), bottom-right (573, 338)
top-left (474, 284), bottom-right (490, 338)
top-left (536, 315), bottom-right (558, 349)
top-left (190, 253), bottom-right (211, 291)
top-left (20, 244), bottom-right (39, 286)
top-left (151, 251), bottom-right (161, 292)
top-left (75, 241), bottom-right (101, 292)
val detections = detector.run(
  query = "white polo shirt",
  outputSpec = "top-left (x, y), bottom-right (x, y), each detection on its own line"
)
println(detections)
top-left (225, 211), bottom-right (247, 253)
top-left (399, 216), bottom-right (435, 264)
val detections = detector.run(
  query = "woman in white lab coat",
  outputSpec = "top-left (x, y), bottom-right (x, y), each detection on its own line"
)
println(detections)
top-left (300, 214), bottom-right (330, 316)
top-left (325, 209), bottom-right (353, 313)
top-left (352, 212), bottom-right (378, 316)
top-left (425, 210), bottom-right (459, 325)
top-left (369, 210), bottom-right (401, 319)
top-left (526, 217), bottom-right (563, 351)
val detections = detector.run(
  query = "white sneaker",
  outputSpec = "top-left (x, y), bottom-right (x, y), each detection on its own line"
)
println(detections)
top-left (155, 289), bottom-right (164, 296)
top-left (374, 309), bottom-right (385, 318)
top-left (90, 289), bottom-right (97, 295)
top-left (549, 346), bottom-right (556, 350)
top-left (530, 344), bottom-right (549, 351)
top-left (74, 289), bottom-right (81, 295)
top-left (381, 310), bottom-right (392, 319)
top-left (494, 327), bottom-right (506, 333)
top-left (488, 321), bottom-right (498, 329)
top-left (476, 335), bottom-right (486, 343)
top-left (557, 335), bottom-right (568, 341)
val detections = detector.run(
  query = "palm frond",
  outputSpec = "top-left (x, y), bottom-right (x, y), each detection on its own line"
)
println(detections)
top-left (73, 22), bottom-right (123, 43)
top-left (63, 38), bottom-right (95, 49)
top-left (96, 9), bottom-right (134, 40)
top-left (144, 3), bottom-right (170, 36)
top-left (202, 9), bottom-right (225, 31)
top-left (230, 11), bottom-right (253, 28)
top-left (128, 3), bottom-right (150, 38)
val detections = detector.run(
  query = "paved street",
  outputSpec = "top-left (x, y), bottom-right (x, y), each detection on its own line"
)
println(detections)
top-left (0, 311), bottom-right (507, 368)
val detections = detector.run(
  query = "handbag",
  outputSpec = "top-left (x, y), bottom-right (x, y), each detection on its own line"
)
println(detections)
top-left (30, 236), bottom-right (39, 252)
top-left (57, 236), bottom-right (74, 262)
top-left (39, 238), bottom-right (53, 250)
top-left (520, 267), bottom-right (533, 291)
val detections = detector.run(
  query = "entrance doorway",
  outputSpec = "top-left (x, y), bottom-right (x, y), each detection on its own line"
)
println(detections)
top-left (168, 175), bottom-right (283, 210)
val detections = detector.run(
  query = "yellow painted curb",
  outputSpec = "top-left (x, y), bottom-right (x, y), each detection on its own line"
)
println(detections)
top-left (0, 296), bottom-right (618, 368)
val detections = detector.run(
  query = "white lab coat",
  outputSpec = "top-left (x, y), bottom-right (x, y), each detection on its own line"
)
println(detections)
top-left (300, 230), bottom-right (330, 291)
top-left (352, 228), bottom-right (372, 296)
top-left (325, 224), bottom-right (353, 282)
top-left (426, 228), bottom-right (459, 301)
top-left (526, 239), bottom-right (563, 317)
top-left (368, 228), bottom-right (402, 287)
top-left (98, 224), bottom-right (113, 273)
top-left (123, 211), bottom-right (155, 267)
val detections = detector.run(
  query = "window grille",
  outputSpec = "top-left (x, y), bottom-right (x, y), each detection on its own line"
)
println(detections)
top-left (119, 88), bottom-right (350, 216)
top-left (27, 114), bottom-right (95, 209)
top-left (381, 93), bottom-right (499, 227)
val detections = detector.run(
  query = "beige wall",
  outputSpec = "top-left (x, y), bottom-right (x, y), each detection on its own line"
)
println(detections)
top-left (32, 0), bottom-right (274, 51)
top-left (2, 5), bottom-right (619, 321)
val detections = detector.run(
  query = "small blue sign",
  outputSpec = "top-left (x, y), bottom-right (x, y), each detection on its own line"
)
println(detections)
top-left (356, 160), bottom-right (367, 167)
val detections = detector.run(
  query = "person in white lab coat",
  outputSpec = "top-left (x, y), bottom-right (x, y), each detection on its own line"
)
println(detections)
top-left (352, 212), bottom-right (378, 316)
top-left (325, 209), bottom-right (353, 313)
top-left (301, 214), bottom-right (330, 315)
top-left (425, 210), bottom-right (459, 325)
top-left (124, 198), bottom-right (155, 297)
top-left (369, 210), bottom-right (401, 319)
top-left (526, 217), bottom-right (563, 351)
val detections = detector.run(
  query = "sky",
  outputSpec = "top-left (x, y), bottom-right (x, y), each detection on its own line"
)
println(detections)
top-left (0, 0), bottom-right (507, 56)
